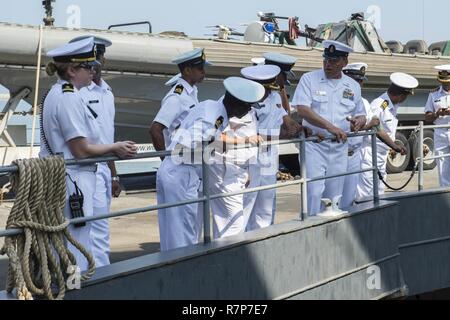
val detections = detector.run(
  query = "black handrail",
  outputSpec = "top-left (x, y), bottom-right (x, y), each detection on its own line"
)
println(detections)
top-left (108, 21), bottom-right (152, 33)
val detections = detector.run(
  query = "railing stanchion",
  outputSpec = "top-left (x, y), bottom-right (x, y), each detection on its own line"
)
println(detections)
top-left (201, 141), bottom-right (212, 244)
top-left (418, 121), bottom-right (424, 191)
top-left (371, 130), bottom-right (380, 204)
top-left (299, 132), bottom-right (308, 221)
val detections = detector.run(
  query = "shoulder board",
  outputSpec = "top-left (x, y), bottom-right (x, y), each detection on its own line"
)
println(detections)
top-left (62, 83), bottom-right (74, 94)
top-left (431, 86), bottom-right (440, 93)
top-left (174, 84), bottom-right (184, 95)
top-left (215, 116), bottom-right (224, 129)
top-left (380, 100), bottom-right (389, 110)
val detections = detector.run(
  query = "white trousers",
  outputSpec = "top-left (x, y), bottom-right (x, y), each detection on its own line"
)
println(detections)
top-left (244, 164), bottom-right (277, 231)
top-left (356, 146), bottom-right (387, 201)
top-left (91, 163), bottom-right (112, 268)
top-left (209, 163), bottom-right (248, 239)
top-left (156, 158), bottom-right (202, 252)
top-left (341, 150), bottom-right (362, 209)
top-left (64, 169), bottom-right (96, 272)
top-left (436, 145), bottom-right (450, 188)
top-left (303, 142), bottom-right (348, 216)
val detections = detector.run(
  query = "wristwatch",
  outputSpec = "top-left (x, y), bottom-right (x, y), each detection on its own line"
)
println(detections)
top-left (112, 176), bottom-right (120, 182)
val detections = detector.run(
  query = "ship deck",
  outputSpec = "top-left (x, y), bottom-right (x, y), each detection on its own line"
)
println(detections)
top-left (0, 169), bottom-right (444, 300)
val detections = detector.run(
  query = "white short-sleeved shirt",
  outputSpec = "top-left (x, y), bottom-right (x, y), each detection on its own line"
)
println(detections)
top-left (365, 92), bottom-right (398, 154)
top-left (79, 79), bottom-right (115, 145)
top-left (154, 78), bottom-right (199, 149)
top-left (255, 91), bottom-right (287, 136)
top-left (222, 110), bottom-right (258, 165)
top-left (292, 69), bottom-right (366, 136)
top-left (424, 86), bottom-right (450, 148)
top-left (348, 98), bottom-right (373, 151)
top-left (169, 99), bottom-right (228, 153)
top-left (39, 80), bottom-right (101, 161)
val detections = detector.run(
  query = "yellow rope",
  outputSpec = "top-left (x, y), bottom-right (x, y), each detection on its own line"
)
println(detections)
top-left (0, 157), bottom-right (95, 300)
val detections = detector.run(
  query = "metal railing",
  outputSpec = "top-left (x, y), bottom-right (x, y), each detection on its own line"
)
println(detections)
top-left (397, 122), bottom-right (450, 191)
top-left (0, 131), bottom-right (380, 244)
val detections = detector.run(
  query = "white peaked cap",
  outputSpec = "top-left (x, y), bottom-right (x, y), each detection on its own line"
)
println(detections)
top-left (223, 77), bottom-right (266, 103)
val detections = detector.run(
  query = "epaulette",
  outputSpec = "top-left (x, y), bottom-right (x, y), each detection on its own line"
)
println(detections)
top-left (174, 84), bottom-right (184, 95)
top-left (215, 116), bottom-right (224, 129)
top-left (381, 100), bottom-right (389, 110)
top-left (62, 83), bottom-right (74, 94)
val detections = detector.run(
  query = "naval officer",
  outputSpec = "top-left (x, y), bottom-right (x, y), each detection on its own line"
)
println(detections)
top-left (356, 73), bottom-right (418, 199)
top-left (157, 77), bottom-right (265, 250)
top-left (152, 49), bottom-right (211, 251)
top-left (150, 48), bottom-right (211, 156)
top-left (292, 40), bottom-right (367, 216)
top-left (340, 63), bottom-right (380, 208)
top-left (71, 35), bottom-right (117, 268)
top-left (41, 37), bottom-right (137, 271)
top-left (424, 65), bottom-right (450, 187)
top-left (240, 64), bottom-right (302, 230)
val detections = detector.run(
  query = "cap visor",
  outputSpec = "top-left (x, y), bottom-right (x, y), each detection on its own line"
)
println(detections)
top-left (204, 61), bottom-right (213, 67)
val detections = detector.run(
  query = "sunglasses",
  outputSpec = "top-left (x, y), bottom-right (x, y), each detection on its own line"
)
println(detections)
top-left (75, 63), bottom-right (95, 71)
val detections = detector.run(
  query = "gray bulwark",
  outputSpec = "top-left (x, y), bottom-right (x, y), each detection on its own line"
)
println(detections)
top-left (60, 201), bottom-right (402, 300)
top-left (380, 189), bottom-right (450, 297)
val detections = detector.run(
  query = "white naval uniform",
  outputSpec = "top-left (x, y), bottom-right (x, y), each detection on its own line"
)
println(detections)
top-left (154, 78), bottom-right (199, 149)
top-left (341, 98), bottom-right (372, 209)
top-left (157, 100), bottom-right (228, 251)
top-left (79, 79), bottom-right (115, 267)
top-left (39, 80), bottom-right (101, 272)
top-left (155, 78), bottom-right (200, 252)
top-left (424, 87), bottom-right (450, 187)
top-left (210, 110), bottom-right (258, 239)
top-left (243, 91), bottom-right (287, 231)
top-left (292, 70), bottom-right (366, 216)
top-left (357, 93), bottom-right (398, 200)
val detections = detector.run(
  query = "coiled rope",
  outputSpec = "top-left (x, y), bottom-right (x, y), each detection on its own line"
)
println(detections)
top-left (0, 157), bottom-right (95, 300)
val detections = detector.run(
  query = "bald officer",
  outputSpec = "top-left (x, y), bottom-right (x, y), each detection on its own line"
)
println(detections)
top-left (150, 48), bottom-right (211, 155)
top-left (292, 40), bottom-right (367, 216)
top-left (357, 73), bottom-right (418, 199)
top-left (424, 65), bottom-right (450, 187)
top-left (157, 77), bottom-right (265, 250)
